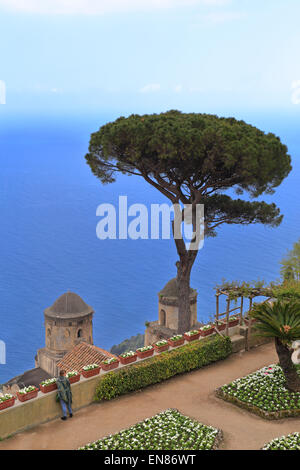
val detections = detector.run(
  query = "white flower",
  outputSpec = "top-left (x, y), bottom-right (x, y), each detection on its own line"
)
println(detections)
top-left (83, 363), bottom-right (99, 371)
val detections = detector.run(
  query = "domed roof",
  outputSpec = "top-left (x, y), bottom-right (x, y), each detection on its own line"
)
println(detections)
top-left (44, 292), bottom-right (94, 319)
top-left (158, 278), bottom-right (197, 298)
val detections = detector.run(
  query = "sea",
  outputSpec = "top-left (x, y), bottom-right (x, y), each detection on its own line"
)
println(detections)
top-left (0, 109), bottom-right (299, 383)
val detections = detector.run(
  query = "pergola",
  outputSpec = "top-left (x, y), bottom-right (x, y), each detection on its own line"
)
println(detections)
top-left (214, 285), bottom-right (273, 349)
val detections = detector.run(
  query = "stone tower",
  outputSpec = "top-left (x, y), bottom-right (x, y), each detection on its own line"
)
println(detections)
top-left (144, 278), bottom-right (199, 346)
top-left (36, 291), bottom-right (94, 376)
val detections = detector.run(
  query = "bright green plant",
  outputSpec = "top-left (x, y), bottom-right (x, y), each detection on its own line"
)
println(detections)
top-left (280, 239), bottom-right (300, 281)
top-left (251, 300), bottom-right (300, 392)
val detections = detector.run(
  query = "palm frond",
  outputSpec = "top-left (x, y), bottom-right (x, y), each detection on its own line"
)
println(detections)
top-left (250, 300), bottom-right (300, 341)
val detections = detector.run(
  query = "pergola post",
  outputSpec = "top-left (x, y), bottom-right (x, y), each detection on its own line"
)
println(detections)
top-left (246, 296), bottom-right (253, 351)
top-left (216, 292), bottom-right (220, 323)
top-left (225, 298), bottom-right (230, 336)
top-left (239, 295), bottom-right (243, 325)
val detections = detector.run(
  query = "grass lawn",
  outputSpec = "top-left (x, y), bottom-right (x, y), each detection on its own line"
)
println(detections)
top-left (216, 364), bottom-right (300, 419)
top-left (78, 409), bottom-right (222, 450)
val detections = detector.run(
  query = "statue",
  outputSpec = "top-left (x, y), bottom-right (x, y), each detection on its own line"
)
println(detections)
top-left (291, 341), bottom-right (300, 365)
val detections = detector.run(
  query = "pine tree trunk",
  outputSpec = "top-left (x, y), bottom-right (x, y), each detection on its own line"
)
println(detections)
top-left (176, 259), bottom-right (192, 334)
top-left (172, 209), bottom-right (200, 334)
top-left (275, 337), bottom-right (300, 392)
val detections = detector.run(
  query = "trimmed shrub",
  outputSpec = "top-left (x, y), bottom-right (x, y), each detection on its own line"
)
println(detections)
top-left (94, 335), bottom-right (232, 401)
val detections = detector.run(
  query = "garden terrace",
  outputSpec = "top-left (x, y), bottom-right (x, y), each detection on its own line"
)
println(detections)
top-left (0, 332), bottom-right (231, 439)
top-left (2, 342), bottom-right (300, 450)
top-left (0, 322), bottom-right (270, 445)
top-left (0, 320), bottom-right (254, 439)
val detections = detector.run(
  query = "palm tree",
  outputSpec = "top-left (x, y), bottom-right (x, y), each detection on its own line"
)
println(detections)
top-left (251, 300), bottom-right (300, 392)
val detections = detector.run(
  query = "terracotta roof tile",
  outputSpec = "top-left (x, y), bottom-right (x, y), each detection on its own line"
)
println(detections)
top-left (57, 342), bottom-right (116, 372)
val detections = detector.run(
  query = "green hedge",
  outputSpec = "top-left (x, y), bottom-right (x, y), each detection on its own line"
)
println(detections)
top-left (94, 335), bottom-right (232, 401)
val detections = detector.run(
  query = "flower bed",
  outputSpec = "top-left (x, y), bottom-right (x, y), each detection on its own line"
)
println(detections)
top-left (101, 358), bottom-right (120, 371)
top-left (184, 330), bottom-right (201, 342)
top-left (0, 394), bottom-right (15, 411)
top-left (168, 335), bottom-right (185, 347)
top-left (199, 325), bottom-right (215, 337)
top-left (262, 432), bottom-right (300, 450)
top-left (216, 364), bottom-right (300, 420)
top-left (119, 351), bottom-right (138, 365)
top-left (39, 378), bottom-right (57, 393)
top-left (81, 364), bottom-right (101, 378)
top-left (78, 409), bottom-right (222, 450)
top-left (136, 346), bottom-right (154, 359)
top-left (66, 371), bottom-right (81, 384)
top-left (153, 340), bottom-right (169, 353)
top-left (17, 386), bottom-right (38, 402)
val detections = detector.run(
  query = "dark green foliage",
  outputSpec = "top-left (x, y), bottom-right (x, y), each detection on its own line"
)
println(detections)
top-left (250, 299), bottom-right (300, 343)
top-left (86, 110), bottom-right (291, 237)
top-left (110, 333), bottom-right (145, 355)
top-left (86, 111), bottom-right (291, 332)
top-left (94, 335), bottom-right (232, 401)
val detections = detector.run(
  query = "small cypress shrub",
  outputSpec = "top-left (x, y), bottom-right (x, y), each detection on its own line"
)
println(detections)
top-left (94, 335), bottom-right (231, 401)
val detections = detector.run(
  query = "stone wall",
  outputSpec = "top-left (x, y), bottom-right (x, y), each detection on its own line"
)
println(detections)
top-left (0, 373), bottom-right (101, 440)
top-left (144, 321), bottom-right (177, 346)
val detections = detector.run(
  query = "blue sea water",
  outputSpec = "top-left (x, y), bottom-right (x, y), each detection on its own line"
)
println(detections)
top-left (0, 110), bottom-right (300, 383)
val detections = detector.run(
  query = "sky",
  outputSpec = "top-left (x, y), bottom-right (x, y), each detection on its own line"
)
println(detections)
top-left (0, 0), bottom-right (300, 116)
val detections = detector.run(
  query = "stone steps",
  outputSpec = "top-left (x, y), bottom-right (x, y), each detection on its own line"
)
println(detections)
top-left (230, 334), bottom-right (246, 353)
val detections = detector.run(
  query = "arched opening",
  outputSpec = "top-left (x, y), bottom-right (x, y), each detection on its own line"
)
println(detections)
top-left (77, 329), bottom-right (83, 338)
top-left (159, 309), bottom-right (166, 326)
